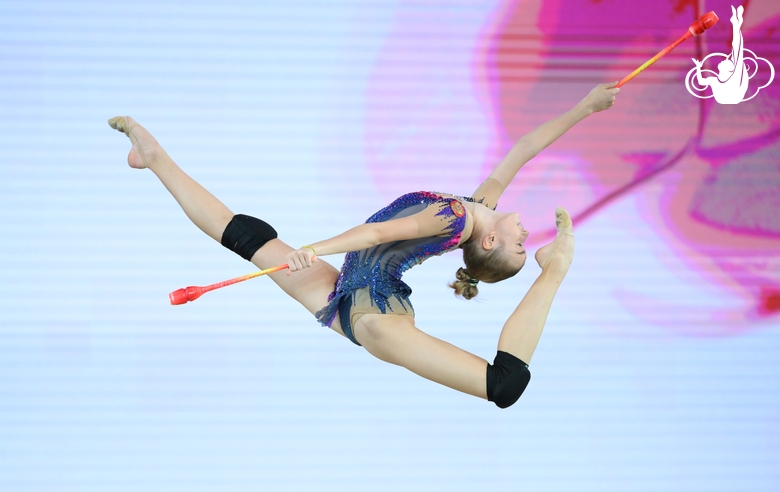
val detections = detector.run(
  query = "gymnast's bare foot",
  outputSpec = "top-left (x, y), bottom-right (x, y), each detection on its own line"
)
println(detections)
top-left (535, 207), bottom-right (574, 276)
top-left (108, 116), bottom-right (163, 170)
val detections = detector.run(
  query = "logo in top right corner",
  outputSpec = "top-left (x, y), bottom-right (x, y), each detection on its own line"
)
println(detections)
top-left (686, 5), bottom-right (775, 104)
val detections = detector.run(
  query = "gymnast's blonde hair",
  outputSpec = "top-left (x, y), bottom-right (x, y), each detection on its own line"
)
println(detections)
top-left (449, 238), bottom-right (522, 299)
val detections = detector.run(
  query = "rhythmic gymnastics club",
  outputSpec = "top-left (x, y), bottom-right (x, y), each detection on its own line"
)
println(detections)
top-left (615, 11), bottom-right (719, 88)
top-left (169, 263), bottom-right (290, 305)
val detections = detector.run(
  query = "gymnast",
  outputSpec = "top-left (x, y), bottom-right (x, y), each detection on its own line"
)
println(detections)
top-left (109, 82), bottom-right (619, 408)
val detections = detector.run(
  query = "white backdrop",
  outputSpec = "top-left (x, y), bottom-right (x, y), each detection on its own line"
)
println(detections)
top-left (1, 1), bottom-right (778, 491)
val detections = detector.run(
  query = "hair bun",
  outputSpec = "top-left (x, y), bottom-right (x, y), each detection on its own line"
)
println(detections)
top-left (449, 267), bottom-right (479, 300)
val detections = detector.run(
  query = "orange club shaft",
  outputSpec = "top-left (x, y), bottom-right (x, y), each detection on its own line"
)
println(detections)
top-left (615, 11), bottom-right (718, 88)
top-left (169, 263), bottom-right (290, 305)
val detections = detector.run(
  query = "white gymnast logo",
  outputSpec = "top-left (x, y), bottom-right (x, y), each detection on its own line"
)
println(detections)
top-left (685, 5), bottom-right (774, 104)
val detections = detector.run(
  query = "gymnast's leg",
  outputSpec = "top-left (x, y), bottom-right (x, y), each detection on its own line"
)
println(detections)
top-left (108, 116), bottom-right (342, 323)
top-left (353, 208), bottom-right (574, 408)
top-left (496, 207), bottom-right (574, 363)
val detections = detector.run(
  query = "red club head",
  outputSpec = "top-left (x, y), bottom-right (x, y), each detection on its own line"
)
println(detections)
top-left (169, 288), bottom-right (190, 305)
top-left (169, 286), bottom-right (205, 305)
top-left (690, 11), bottom-right (719, 36)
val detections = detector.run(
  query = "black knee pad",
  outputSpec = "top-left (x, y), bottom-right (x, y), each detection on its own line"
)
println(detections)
top-left (221, 214), bottom-right (278, 261)
top-left (486, 351), bottom-right (531, 409)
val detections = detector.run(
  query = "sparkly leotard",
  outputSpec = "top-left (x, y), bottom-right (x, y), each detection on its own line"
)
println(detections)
top-left (315, 191), bottom-right (476, 345)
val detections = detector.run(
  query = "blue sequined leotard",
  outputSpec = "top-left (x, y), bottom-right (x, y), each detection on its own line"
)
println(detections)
top-left (315, 191), bottom-right (476, 346)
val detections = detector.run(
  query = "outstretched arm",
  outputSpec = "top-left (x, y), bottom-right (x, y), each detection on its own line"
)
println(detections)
top-left (285, 221), bottom-right (413, 271)
top-left (471, 83), bottom-right (619, 209)
top-left (286, 204), bottom-right (455, 272)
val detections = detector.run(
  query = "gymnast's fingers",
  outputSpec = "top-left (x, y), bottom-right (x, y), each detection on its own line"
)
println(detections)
top-left (285, 251), bottom-right (302, 273)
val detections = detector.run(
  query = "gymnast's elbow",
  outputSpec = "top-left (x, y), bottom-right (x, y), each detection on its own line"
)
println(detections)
top-left (363, 223), bottom-right (388, 247)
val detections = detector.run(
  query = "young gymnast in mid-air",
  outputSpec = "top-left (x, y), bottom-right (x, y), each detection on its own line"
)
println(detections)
top-left (109, 82), bottom-right (619, 408)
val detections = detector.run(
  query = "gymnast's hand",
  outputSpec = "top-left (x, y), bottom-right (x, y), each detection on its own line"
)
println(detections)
top-left (582, 82), bottom-right (620, 113)
top-left (286, 247), bottom-right (317, 274)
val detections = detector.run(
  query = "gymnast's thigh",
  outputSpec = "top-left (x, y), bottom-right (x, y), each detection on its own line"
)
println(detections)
top-left (249, 238), bottom-right (346, 338)
top-left (353, 314), bottom-right (488, 399)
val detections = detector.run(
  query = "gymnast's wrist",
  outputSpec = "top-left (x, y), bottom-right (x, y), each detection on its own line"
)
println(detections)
top-left (575, 99), bottom-right (594, 117)
top-left (301, 245), bottom-right (317, 256)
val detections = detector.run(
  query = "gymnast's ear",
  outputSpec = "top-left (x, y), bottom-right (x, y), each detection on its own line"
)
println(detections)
top-left (481, 232), bottom-right (497, 251)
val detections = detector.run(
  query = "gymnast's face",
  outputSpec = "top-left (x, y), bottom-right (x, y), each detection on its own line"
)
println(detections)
top-left (494, 212), bottom-right (529, 269)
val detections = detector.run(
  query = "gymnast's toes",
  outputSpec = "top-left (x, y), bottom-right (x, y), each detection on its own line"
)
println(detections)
top-left (555, 207), bottom-right (573, 236)
top-left (535, 208), bottom-right (575, 272)
top-left (108, 115), bottom-right (140, 136)
top-left (108, 116), bottom-right (158, 170)
top-left (108, 116), bottom-right (128, 133)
